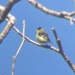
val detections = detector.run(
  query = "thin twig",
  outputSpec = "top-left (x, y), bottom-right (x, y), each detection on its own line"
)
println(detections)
top-left (52, 28), bottom-right (75, 73)
top-left (22, 20), bottom-right (26, 40)
top-left (12, 20), bottom-right (26, 75)
top-left (74, 0), bottom-right (75, 10)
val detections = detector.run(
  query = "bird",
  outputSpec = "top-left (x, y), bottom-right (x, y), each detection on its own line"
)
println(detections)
top-left (36, 27), bottom-right (52, 44)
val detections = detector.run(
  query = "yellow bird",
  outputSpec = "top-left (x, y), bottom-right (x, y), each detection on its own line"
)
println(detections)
top-left (36, 27), bottom-right (51, 44)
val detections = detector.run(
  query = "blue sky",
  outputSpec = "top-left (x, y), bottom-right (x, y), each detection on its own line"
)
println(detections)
top-left (0, 0), bottom-right (75, 75)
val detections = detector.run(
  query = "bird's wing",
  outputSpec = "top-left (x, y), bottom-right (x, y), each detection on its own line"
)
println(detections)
top-left (39, 31), bottom-right (50, 42)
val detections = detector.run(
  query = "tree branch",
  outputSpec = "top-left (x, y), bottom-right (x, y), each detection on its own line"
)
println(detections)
top-left (12, 20), bottom-right (26, 75)
top-left (52, 28), bottom-right (75, 73)
top-left (0, 0), bottom-right (20, 23)
top-left (28, 0), bottom-right (75, 24)
top-left (0, 6), bottom-right (16, 44)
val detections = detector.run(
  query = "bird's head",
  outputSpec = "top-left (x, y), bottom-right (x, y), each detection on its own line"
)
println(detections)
top-left (37, 27), bottom-right (42, 30)
top-left (36, 27), bottom-right (44, 33)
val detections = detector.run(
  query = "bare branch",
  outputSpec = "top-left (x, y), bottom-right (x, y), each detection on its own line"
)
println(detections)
top-left (22, 20), bottom-right (26, 39)
top-left (0, 0), bottom-right (20, 23)
top-left (14, 20), bottom-right (26, 58)
top-left (28, 0), bottom-right (75, 23)
top-left (52, 28), bottom-right (75, 73)
top-left (0, 6), bottom-right (16, 44)
top-left (74, 0), bottom-right (75, 10)
top-left (0, 21), bottom-right (14, 43)
top-left (12, 39), bottom-right (25, 75)
top-left (12, 20), bottom-right (26, 75)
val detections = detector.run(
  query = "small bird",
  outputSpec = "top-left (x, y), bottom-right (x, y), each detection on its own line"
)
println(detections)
top-left (36, 27), bottom-right (51, 44)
